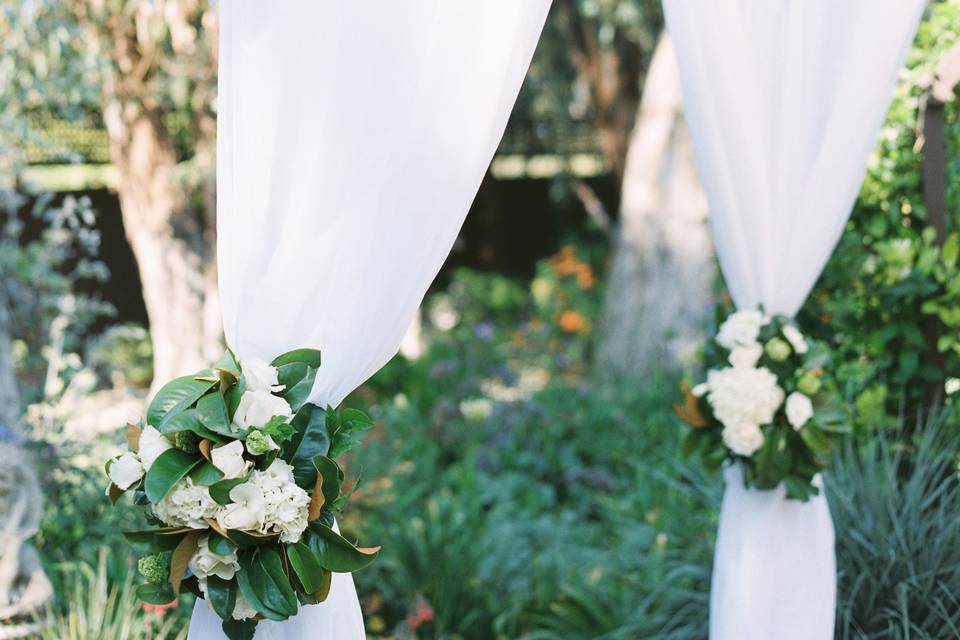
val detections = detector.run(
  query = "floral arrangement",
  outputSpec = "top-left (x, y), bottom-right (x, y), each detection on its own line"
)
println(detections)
top-left (675, 308), bottom-right (849, 500)
top-left (105, 348), bottom-right (377, 640)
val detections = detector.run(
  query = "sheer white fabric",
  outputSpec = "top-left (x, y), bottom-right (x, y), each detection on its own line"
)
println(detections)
top-left (190, 2), bottom-right (550, 638)
top-left (662, 2), bottom-right (925, 638)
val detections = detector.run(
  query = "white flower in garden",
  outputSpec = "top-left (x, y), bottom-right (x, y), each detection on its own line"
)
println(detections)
top-left (138, 425), bottom-right (173, 471)
top-left (240, 358), bottom-right (284, 393)
top-left (716, 309), bottom-right (768, 350)
top-left (782, 325), bottom-right (809, 354)
top-left (189, 535), bottom-right (240, 581)
top-left (459, 398), bottom-right (493, 422)
top-left (706, 366), bottom-right (784, 429)
top-left (728, 343), bottom-right (763, 368)
top-left (691, 383), bottom-right (708, 398)
top-left (211, 440), bottom-right (251, 479)
top-left (153, 477), bottom-right (220, 529)
top-left (721, 422), bottom-right (765, 457)
top-left (944, 378), bottom-right (959, 396)
top-left (108, 453), bottom-right (144, 490)
top-left (785, 392), bottom-right (814, 430)
top-left (232, 389), bottom-right (293, 431)
top-left (217, 482), bottom-right (266, 531)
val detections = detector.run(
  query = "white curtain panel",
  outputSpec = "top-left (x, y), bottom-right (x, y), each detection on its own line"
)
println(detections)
top-left (662, 1), bottom-right (926, 639)
top-left (190, 2), bottom-right (550, 639)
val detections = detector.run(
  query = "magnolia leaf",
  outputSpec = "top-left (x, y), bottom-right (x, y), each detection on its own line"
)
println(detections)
top-left (108, 483), bottom-right (125, 504)
top-left (159, 409), bottom-right (227, 444)
top-left (214, 349), bottom-right (241, 375)
top-left (281, 367), bottom-right (317, 413)
top-left (271, 348), bottom-right (321, 368)
top-left (286, 542), bottom-right (325, 593)
top-left (312, 456), bottom-right (342, 506)
top-left (196, 393), bottom-right (232, 437)
top-left (148, 375), bottom-right (218, 428)
top-left (145, 449), bottom-right (202, 503)
top-left (231, 530), bottom-right (281, 548)
top-left (208, 534), bottom-right (237, 557)
top-left (170, 530), bottom-right (202, 596)
top-left (221, 619), bottom-right (257, 640)
top-left (285, 405), bottom-right (331, 487)
top-left (240, 548), bottom-right (298, 619)
top-left (199, 439), bottom-right (214, 461)
top-left (308, 474), bottom-right (325, 521)
top-left (305, 524), bottom-right (379, 573)
top-left (137, 582), bottom-right (176, 605)
top-left (236, 563), bottom-right (287, 622)
top-left (206, 575), bottom-right (238, 621)
top-left (205, 517), bottom-right (231, 539)
top-left (190, 461), bottom-right (225, 485)
top-left (126, 423), bottom-right (142, 452)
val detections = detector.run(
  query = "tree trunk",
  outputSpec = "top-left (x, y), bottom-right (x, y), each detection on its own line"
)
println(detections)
top-left (103, 103), bottom-right (221, 390)
top-left (596, 34), bottom-right (713, 380)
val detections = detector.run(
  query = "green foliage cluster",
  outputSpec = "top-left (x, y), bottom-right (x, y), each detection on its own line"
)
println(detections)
top-left (806, 0), bottom-right (960, 422)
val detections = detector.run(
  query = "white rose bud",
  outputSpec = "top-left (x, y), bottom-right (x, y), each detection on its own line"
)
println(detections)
top-left (785, 392), bottom-right (814, 430)
top-left (108, 453), bottom-right (144, 490)
top-left (232, 390), bottom-right (293, 431)
top-left (189, 535), bottom-right (240, 581)
top-left (240, 358), bottom-right (284, 393)
top-left (211, 440), bottom-right (251, 480)
top-left (216, 482), bottom-right (266, 531)
top-left (138, 425), bottom-right (173, 471)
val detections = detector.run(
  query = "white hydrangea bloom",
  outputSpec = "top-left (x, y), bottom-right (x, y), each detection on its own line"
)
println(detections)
top-left (716, 309), bottom-right (768, 350)
top-left (216, 459), bottom-right (310, 543)
top-left (189, 535), bottom-right (239, 581)
top-left (153, 477), bottom-right (221, 529)
top-left (781, 324), bottom-right (809, 355)
top-left (785, 392), bottom-right (814, 430)
top-left (722, 422), bottom-right (765, 457)
top-left (706, 366), bottom-right (784, 430)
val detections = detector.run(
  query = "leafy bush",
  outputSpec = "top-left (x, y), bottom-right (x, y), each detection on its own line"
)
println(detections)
top-left (829, 412), bottom-right (960, 639)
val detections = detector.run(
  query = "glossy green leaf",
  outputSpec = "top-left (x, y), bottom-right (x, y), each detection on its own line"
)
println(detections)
top-left (221, 619), bottom-right (257, 640)
top-left (271, 348), bottom-right (321, 369)
top-left (189, 461), bottom-right (225, 485)
top-left (145, 449), bottom-right (203, 503)
top-left (312, 456), bottom-right (343, 505)
top-left (208, 535), bottom-right (238, 557)
top-left (284, 405), bottom-right (331, 487)
top-left (196, 392), bottom-right (233, 436)
top-left (236, 562), bottom-right (286, 622)
top-left (281, 367), bottom-right (317, 413)
top-left (209, 476), bottom-right (249, 505)
top-left (147, 374), bottom-right (218, 428)
top-left (136, 581), bottom-right (176, 605)
top-left (304, 524), bottom-right (379, 573)
top-left (158, 409), bottom-right (226, 444)
top-left (286, 542), bottom-right (326, 593)
top-left (249, 548), bottom-right (298, 617)
top-left (206, 575), bottom-right (237, 621)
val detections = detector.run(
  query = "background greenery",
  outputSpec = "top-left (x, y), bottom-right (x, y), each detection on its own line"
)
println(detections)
top-left (1, 1), bottom-right (958, 639)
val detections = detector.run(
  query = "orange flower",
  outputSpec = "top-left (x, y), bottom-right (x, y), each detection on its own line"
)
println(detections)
top-left (575, 264), bottom-right (595, 289)
top-left (558, 310), bottom-right (589, 333)
top-left (550, 245), bottom-right (581, 276)
top-left (143, 598), bottom-right (179, 617)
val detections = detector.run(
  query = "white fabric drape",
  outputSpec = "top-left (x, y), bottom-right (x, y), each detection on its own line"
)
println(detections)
top-left (190, 2), bottom-right (550, 639)
top-left (662, 2), bottom-right (925, 639)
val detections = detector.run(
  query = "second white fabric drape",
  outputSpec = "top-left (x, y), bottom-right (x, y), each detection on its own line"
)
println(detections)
top-left (191, 2), bottom-right (551, 638)
top-left (663, 1), bottom-right (926, 638)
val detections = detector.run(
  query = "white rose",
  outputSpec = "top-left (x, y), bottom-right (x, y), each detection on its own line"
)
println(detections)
top-left (211, 440), bottom-right (251, 480)
top-left (189, 535), bottom-right (240, 581)
top-left (782, 325), bottom-right (809, 355)
top-left (785, 392), bottom-right (814, 430)
top-left (706, 366), bottom-right (784, 429)
top-left (716, 309), bottom-right (769, 350)
top-left (216, 482), bottom-right (266, 531)
top-left (232, 591), bottom-right (259, 620)
top-left (722, 422), bottom-right (765, 457)
top-left (138, 425), bottom-right (173, 471)
top-left (232, 390), bottom-right (293, 431)
top-left (240, 358), bottom-right (284, 393)
top-left (728, 343), bottom-right (763, 368)
top-left (108, 453), bottom-right (144, 490)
